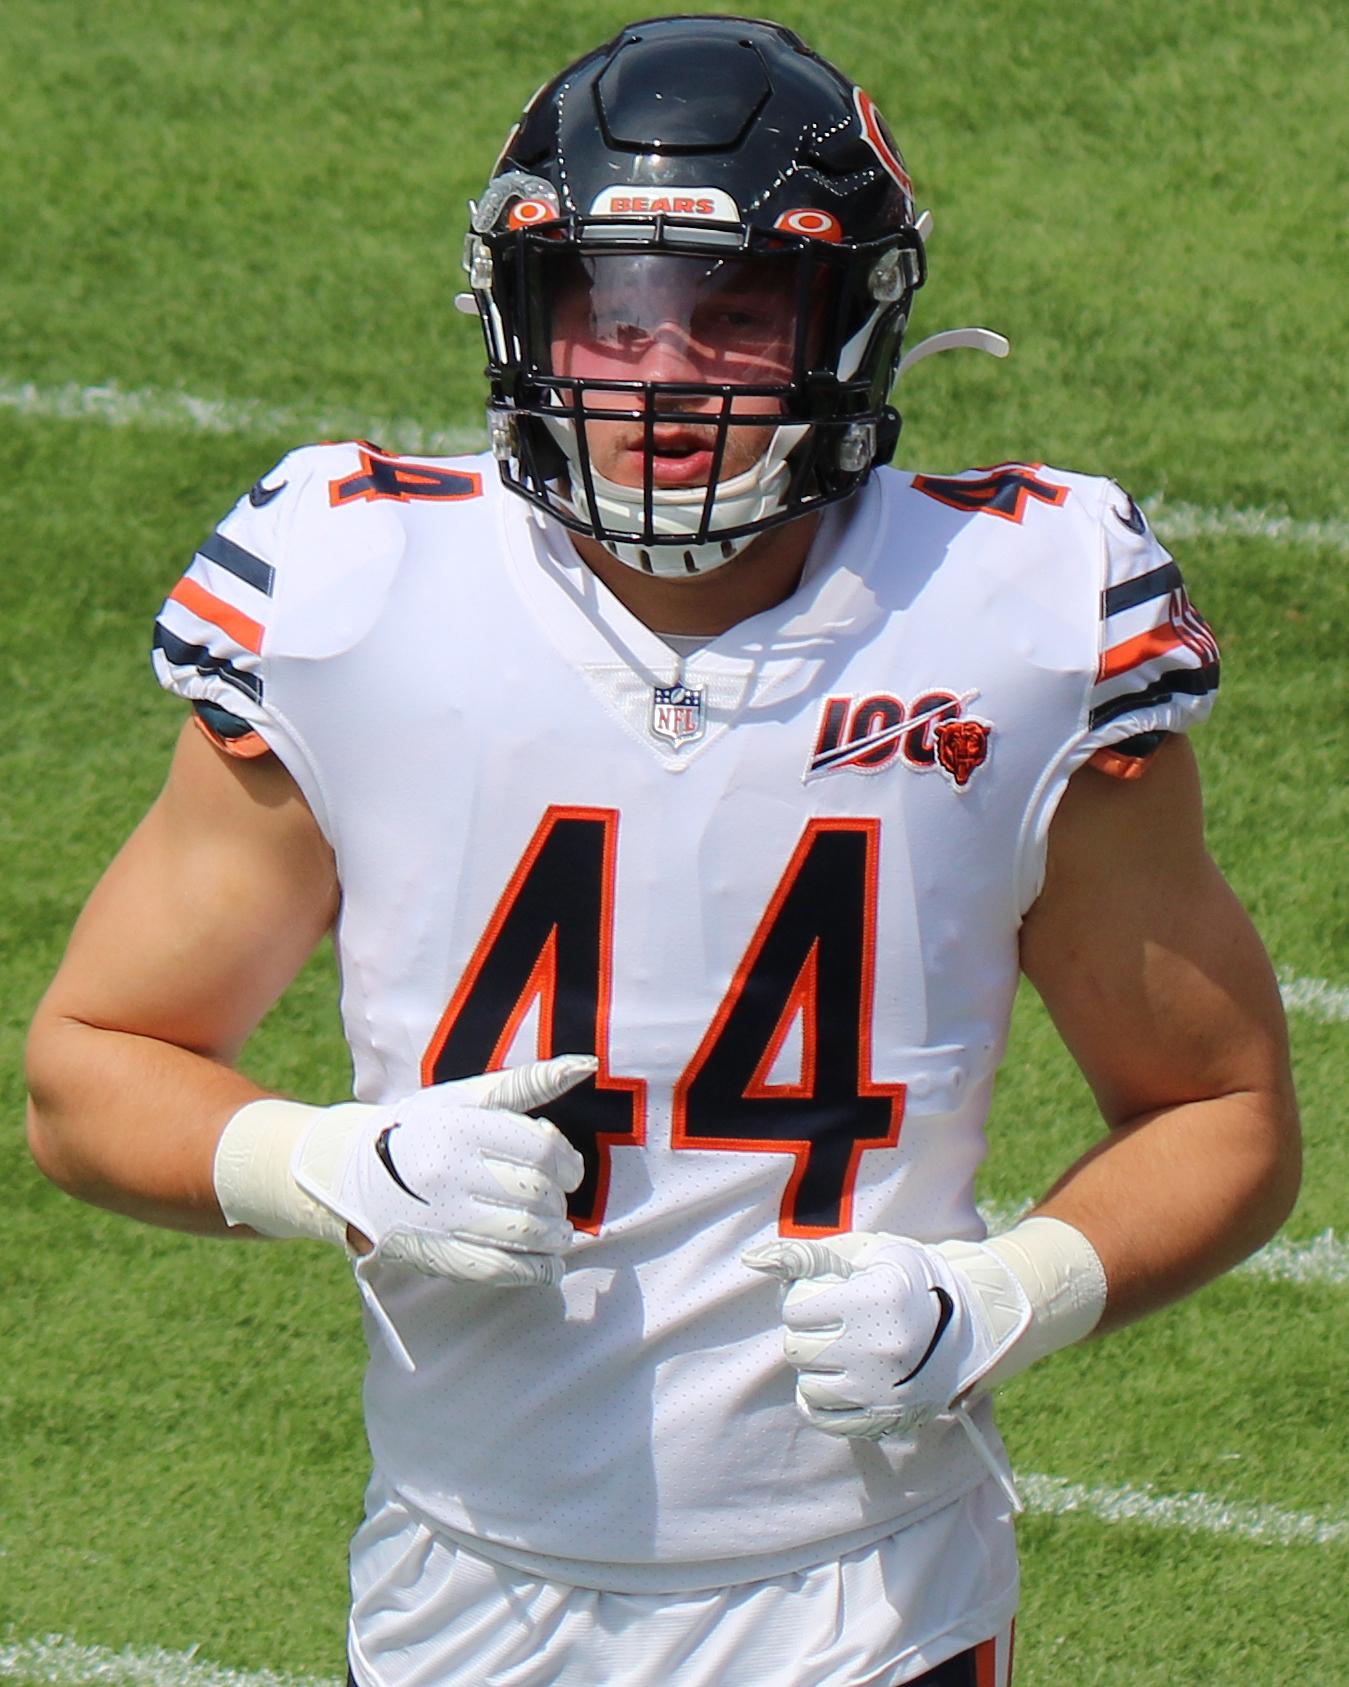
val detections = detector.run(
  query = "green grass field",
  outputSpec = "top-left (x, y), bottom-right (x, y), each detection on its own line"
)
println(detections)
top-left (1, 1), bottom-right (1347, 1682)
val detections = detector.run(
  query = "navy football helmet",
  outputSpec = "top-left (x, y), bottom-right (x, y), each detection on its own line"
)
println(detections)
top-left (464, 16), bottom-right (926, 576)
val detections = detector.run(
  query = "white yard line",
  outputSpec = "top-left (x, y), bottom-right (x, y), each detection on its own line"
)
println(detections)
top-left (1278, 970), bottom-right (1349, 1024)
top-left (0, 1638), bottom-right (336, 1687)
top-left (0, 376), bottom-right (483, 458)
top-left (1236, 1229), bottom-right (1349, 1285)
top-left (1142, 495), bottom-right (1349, 554)
top-left (3, 374), bottom-right (1349, 553)
top-left (1017, 1473), bottom-right (1349, 1546)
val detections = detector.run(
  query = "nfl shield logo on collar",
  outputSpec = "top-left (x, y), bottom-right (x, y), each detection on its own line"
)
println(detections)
top-left (650, 682), bottom-right (706, 748)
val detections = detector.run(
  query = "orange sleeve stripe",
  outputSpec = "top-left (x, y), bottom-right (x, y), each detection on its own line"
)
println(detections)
top-left (1097, 621), bottom-right (1182, 681)
top-left (169, 577), bottom-right (265, 655)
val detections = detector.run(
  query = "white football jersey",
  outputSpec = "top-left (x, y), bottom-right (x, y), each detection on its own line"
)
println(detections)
top-left (154, 447), bottom-right (1217, 1586)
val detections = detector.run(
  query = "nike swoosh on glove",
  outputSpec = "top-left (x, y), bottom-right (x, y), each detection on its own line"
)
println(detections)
top-left (743, 1231), bottom-right (1031, 1441)
top-left (292, 1056), bottom-right (593, 1292)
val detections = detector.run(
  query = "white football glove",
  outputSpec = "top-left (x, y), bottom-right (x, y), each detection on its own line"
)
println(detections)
top-left (744, 1219), bottom-right (1105, 1443)
top-left (290, 1060), bottom-right (591, 1289)
top-left (213, 1056), bottom-right (596, 1366)
top-left (744, 1231), bottom-right (1029, 1440)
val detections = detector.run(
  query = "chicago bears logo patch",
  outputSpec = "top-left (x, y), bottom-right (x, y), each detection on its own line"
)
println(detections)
top-left (805, 689), bottom-right (992, 788)
top-left (932, 717), bottom-right (991, 787)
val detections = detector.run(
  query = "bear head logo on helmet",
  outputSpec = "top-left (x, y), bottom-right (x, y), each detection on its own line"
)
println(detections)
top-left (462, 15), bottom-right (926, 579)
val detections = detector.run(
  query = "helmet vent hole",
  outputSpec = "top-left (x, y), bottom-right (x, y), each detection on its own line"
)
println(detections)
top-left (720, 540), bottom-right (736, 559)
top-left (639, 550), bottom-right (654, 573)
top-left (683, 552), bottom-right (698, 573)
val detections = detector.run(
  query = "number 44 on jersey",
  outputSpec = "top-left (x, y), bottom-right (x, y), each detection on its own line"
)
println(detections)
top-left (421, 807), bottom-right (904, 1239)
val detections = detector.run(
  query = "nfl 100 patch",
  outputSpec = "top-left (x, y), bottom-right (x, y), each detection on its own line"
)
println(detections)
top-left (805, 688), bottom-right (993, 788)
top-left (650, 681), bottom-right (707, 748)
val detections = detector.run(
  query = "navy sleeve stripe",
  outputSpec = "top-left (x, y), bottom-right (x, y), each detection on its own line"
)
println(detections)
top-left (1088, 663), bottom-right (1219, 729)
top-left (193, 699), bottom-right (257, 740)
top-left (197, 530), bottom-right (276, 597)
top-left (154, 623), bottom-right (264, 703)
top-left (1102, 560), bottom-right (1183, 619)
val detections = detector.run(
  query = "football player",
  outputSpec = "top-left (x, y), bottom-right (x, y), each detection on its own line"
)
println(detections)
top-left (27, 17), bottom-right (1298, 1687)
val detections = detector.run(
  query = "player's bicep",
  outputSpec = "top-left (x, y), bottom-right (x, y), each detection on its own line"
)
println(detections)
top-left (1019, 734), bottom-right (1290, 1127)
top-left (40, 720), bottom-right (338, 1064)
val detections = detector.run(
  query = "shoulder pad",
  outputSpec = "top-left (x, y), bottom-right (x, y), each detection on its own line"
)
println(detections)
top-left (242, 443), bottom-right (413, 661)
top-left (160, 443), bottom-right (412, 670)
top-left (1089, 479), bottom-right (1219, 739)
top-left (155, 442), bottom-right (493, 716)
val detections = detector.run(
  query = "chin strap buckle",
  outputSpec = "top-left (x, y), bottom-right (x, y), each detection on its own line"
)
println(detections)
top-left (837, 420), bottom-right (877, 474)
top-left (488, 410), bottom-right (518, 462)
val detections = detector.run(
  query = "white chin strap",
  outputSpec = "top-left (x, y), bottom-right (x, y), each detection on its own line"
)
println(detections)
top-left (546, 418), bottom-right (809, 578)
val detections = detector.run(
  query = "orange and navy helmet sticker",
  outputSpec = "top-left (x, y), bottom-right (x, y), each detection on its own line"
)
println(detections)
top-left (774, 208), bottom-right (842, 242)
top-left (507, 197), bottom-right (557, 229)
top-left (853, 88), bottom-right (914, 206)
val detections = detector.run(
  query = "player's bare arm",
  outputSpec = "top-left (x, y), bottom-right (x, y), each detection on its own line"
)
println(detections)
top-left (1023, 732), bottom-right (1300, 1330)
top-left (27, 721), bottom-right (593, 1301)
top-left (25, 722), bottom-right (338, 1235)
top-left (753, 737), bottom-right (1299, 1444)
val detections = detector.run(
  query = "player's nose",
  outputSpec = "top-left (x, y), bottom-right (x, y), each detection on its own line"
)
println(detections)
top-left (636, 326), bottom-right (709, 387)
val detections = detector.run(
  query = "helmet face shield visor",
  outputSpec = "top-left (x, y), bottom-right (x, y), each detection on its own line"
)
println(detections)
top-left (533, 249), bottom-right (810, 395)
top-left (518, 247), bottom-right (819, 538)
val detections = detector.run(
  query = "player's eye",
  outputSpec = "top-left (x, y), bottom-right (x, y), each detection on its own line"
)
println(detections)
top-left (697, 302), bottom-right (779, 342)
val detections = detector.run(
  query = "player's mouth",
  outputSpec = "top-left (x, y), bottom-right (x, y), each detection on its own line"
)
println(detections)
top-left (619, 424), bottom-right (722, 488)
top-left (581, 412), bottom-right (779, 491)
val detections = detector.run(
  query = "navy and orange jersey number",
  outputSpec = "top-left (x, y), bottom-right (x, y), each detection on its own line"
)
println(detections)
top-left (330, 446), bottom-right (483, 507)
top-left (422, 808), bottom-right (902, 1236)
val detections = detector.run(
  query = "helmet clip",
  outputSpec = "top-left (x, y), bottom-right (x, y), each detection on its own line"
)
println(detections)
top-left (837, 420), bottom-right (877, 474)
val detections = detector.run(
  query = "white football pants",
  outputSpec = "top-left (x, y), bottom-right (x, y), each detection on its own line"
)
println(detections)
top-left (347, 1475), bottom-right (1017, 1687)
